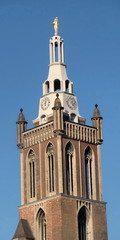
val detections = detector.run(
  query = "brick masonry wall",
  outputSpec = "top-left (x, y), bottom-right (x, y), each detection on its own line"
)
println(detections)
top-left (92, 202), bottom-right (108, 240)
top-left (19, 195), bottom-right (107, 240)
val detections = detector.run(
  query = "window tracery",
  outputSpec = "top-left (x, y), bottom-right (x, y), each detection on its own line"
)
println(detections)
top-left (36, 209), bottom-right (46, 240)
top-left (28, 149), bottom-right (36, 199)
top-left (65, 142), bottom-right (74, 195)
top-left (85, 147), bottom-right (93, 199)
top-left (46, 143), bottom-right (55, 193)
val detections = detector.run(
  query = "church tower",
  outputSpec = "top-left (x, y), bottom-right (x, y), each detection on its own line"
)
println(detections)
top-left (13, 18), bottom-right (108, 240)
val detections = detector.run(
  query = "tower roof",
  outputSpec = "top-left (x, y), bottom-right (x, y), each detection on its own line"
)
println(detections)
top-left (54, 93), bottom-right (62, 108)
top-left (17, 108), bottom-right (27, 122)
top-left (92, 104), bottom-right (102, 118)
top-left (12, 219), bottom-right (34, 239)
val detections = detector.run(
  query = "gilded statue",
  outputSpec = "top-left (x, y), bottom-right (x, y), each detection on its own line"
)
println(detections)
top-left (53, 17), bottom-right (59, 36)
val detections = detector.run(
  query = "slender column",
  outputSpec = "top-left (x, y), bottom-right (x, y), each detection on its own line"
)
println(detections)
top-left (100, 119), bottom-right (103, 140)
top-left (62, 42), bottom-right (64, 63)
top-left (49, 43), bottom-right (52, 64)
top-left (69, 155), bottom-right (72, 194)
top-left (39, 142), bottom-right (42, 199)
top-left (79, 141), bottom-right (82, 196)
top-left (53, 42), bottom-right (55, 62)
top-left (58, 41), bottom-right (61, 62)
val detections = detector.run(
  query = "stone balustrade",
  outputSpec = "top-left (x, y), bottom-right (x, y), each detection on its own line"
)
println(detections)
top-left (64, 122), bottom-right (96, 144)
top-left (23, 121), bottom-right (97, 148)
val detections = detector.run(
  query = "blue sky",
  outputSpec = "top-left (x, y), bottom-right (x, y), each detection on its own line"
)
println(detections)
top-left (0, 0), bottom-right (120, 239)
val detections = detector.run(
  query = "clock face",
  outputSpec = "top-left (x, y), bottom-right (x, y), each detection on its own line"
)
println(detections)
top-left (66, 96), bottom-right (77, 110)
top-left (41, 97), bottom-right (50, 110)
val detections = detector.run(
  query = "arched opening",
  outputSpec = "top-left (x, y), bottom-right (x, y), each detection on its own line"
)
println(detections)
top-left (71, 83), bottom-right (73, 93)
top-left (65, 142), bottom-right (74, 195)
top-left (46, 143), bottom-right (55, 193)
top-left (54, 79), bottom-right (61, 91)
top-left (55, 41), bottom-right (58, 62)
top-left (45, 81), bottom-right (50, 93)
top-left (85, 147), bottom-right (93, 199)
top-left (36, 208), bottom-right (46, 240)
top-left (28, 149), bottom-right (36, 199)
top-left (71, 113), bottom-right (76, 122)
top-left (78, 206), bottom-right (86, 240)
top-left (65, 80), bottom-right (69, 92)
top-left (41, 115), bottom-right (47, 124)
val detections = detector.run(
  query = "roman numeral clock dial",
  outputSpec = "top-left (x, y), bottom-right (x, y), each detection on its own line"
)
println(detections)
top-left (41, 97), bottom-right (50, 110)
top-left (66, 96), bottom-right (77, 110)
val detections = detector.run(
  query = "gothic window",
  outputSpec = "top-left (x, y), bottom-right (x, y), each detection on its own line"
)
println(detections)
top-left (78, 207), bottom-right (86, 240)
top-left (85, 147), bottom-right (93, 199)
top-left (65, 142), bottom-right (74, 195)
top-left (28, 149), bottom-right (36, 199)
top-left (54, 79), bottom-right (61, 91)
top-left (46, 143), bottom-right (55, 193)
top-left (36, 209), bottom-right (46, 240)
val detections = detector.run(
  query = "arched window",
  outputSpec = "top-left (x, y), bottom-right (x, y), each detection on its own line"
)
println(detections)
top-left (41, 115), bottom-right (47, 124)
top-left (54, 79), bottom-right (61, 91)
top-left (65, 142), bottom-right (74, 195)
top-left (65, 80), bottom-right (69, 92)
top-left (78, 207), bottom-right (86, 240)
top-left (45, 81), bottom-right (50, 93)
top-left (55, 41), bottom-right (58, 61)
top-left (71, 113), bottom-right (76, 122)
top-left (28, 150), bottom-right (36, 199)
top-left (85, 147), bottom-right (93, 199)
top-left (36, 209), bottom-right (46, 240)
top-left (46, 143), bottom-right (55, 193)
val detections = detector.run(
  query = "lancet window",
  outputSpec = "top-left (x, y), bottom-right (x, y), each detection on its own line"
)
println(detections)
top-left (85, 147), bottom-right (93, 199)
top-left (46, 143), bottom-right (55, 193)
top-left (28, 149), bottom-right (36, 199)
top-left (65, 142), bottom-right (74, 195)
top-left (36, 209), bottom-right (46, 240)
top-left (78, 206), bottom-right (86, 240)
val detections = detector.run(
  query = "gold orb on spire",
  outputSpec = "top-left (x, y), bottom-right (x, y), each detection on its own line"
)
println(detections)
top-left (53, 17), bottom-right (59, 36)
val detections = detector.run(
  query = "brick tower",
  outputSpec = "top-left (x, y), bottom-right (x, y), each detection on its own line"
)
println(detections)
top-left (13, 18), bottom-right (108, 240)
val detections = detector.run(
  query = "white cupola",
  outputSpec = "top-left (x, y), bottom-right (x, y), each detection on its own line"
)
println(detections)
top-left (33, 18), bottom-right (85, 126)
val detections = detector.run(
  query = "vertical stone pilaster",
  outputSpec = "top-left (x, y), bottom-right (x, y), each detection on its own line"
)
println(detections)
top-left (97, 144), bottom-right (103, 201)
top-left (20, 149), bottom-right (24, 205)
top-left (57, 135), bottom-right (63, 193)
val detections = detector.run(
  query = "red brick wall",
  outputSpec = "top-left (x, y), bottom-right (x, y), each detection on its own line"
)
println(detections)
top-left (19, 195), bottom-right (107, 240)
top-left (92, 202), bottom-right (108, 240)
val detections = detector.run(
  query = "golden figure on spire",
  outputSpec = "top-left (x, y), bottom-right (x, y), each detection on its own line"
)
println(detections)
top-left (53, 17), bottom-right (59, 36)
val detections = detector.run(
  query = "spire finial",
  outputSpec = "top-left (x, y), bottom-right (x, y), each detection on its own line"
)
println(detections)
top-left (95, 104), bottom-right (98, 109)
top-left (53, 17), bottom-right (59, 36)
top-left (20, 108), bottom-right (23, 113)
top-left (56, 93), bottom-right (59, 98)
